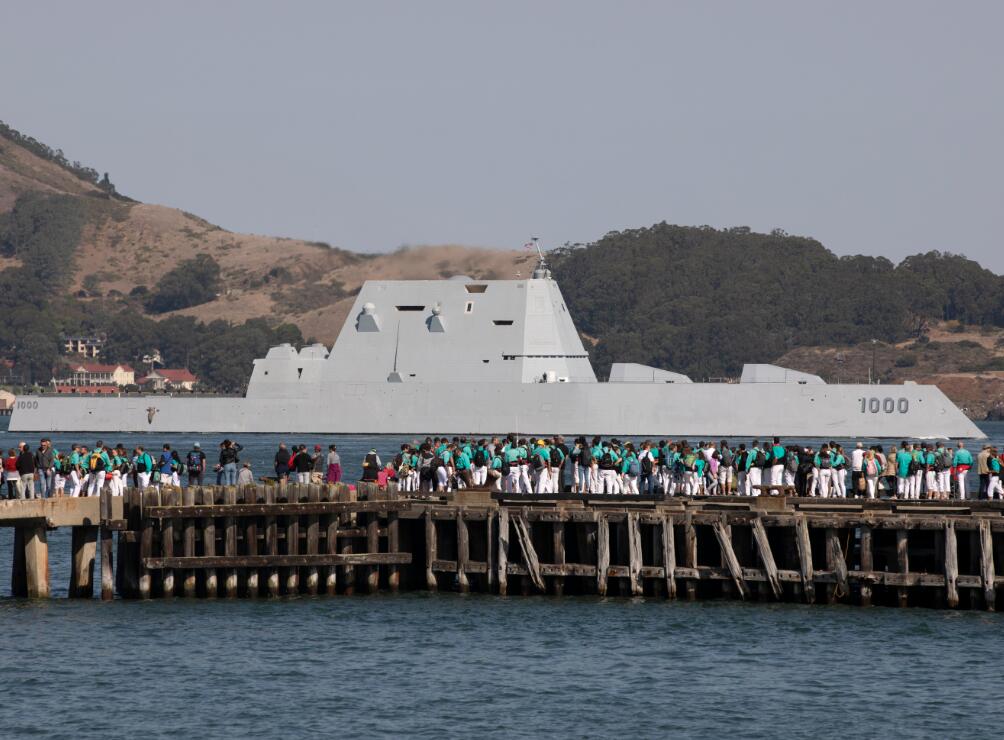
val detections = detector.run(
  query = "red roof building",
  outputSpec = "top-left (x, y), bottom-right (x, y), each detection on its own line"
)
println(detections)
top-left (139, 368), bottom-right (199, 391)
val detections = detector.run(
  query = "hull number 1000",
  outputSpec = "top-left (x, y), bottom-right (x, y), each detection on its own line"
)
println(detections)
top-left (859, 397), bottom-right (909, 414)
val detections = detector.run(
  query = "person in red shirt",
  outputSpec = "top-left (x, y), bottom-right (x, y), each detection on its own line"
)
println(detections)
top-left (3, 449), bottom-right (20, 499)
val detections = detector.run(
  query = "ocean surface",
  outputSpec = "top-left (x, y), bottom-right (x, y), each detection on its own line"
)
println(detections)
top-left (1, 421), bottom-right (1003, 738)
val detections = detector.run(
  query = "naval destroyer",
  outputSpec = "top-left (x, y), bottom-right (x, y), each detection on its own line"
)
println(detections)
top-left (9, 254), bottom-right (985, 438)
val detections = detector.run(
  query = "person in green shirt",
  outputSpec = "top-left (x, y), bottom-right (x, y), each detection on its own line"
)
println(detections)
top-left (895, 442), bottom-right (913, 499)
top-left (621, 444), bottom-right (640, 495)
top-left (770, 437), bottom-right (786, 487)
top-left (987, 448), bottom-right (1002, 500)
top-left (953, 441), bottom-right (974, 500)
top-left (86, 442), bottom-right (113, 497)
top-left (67, 444), bottom-right (84, 497)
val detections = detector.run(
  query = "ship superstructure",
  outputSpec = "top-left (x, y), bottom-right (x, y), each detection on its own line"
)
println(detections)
top-left (10, 263), bottom-right (986, 438)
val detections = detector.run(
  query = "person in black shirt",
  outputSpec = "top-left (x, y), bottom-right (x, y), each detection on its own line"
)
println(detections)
top-left (16, 442), bottom-right (36, 500)
top-left (274, 442), bottom-right (291, 482)
top-left (218, 439), bottom-right (243, 486)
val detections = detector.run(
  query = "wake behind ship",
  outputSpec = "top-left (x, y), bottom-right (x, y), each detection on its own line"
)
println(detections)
top-left (9, 259), bottom-right (985, 438)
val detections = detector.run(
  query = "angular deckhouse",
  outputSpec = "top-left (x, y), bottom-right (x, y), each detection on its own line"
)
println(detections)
top-left (10, 268), bottom-right (986, 438)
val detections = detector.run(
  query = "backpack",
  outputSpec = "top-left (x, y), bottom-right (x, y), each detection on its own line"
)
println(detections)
top-left (580, 446), bottom-right (593, 465)
top-left (474, 449), bottom-right (487, 467)
top-left (500, 458), bottom-right (511, 476)
top-left (755, 449), bottom-right (767, 467)
top-left (550, 447), bottom-right (563, 466)
top-left (786, 451), bottom-right (799, 474)
top-left (187, 451), bottom-right (202, 471)
top-left (720, 448), bottom-right (734, 468)
top-left (628, 458), bottom-right (640, 476)
top-left (641, 455), bottom-right (653, 475)
top-left (600, 450), bottom-right (614, 469)
top-left (135, 455), bottom-right (149, 473)
top-left (89, 452), bottom-right (106, 472)
top-left (420, 451), bottom-right (434, 469)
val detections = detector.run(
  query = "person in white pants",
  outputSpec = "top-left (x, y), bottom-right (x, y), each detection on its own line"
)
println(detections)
top-left (747, 466), bottom-right (761, 497)
top-left (953, 441), bottom-right (974, 500)
top-left (987, 450), bottom-right (1002, 500)
top-left (87, 470), bottom-right (106, 497)
top-left (863, 451), bottom-right (880, 499)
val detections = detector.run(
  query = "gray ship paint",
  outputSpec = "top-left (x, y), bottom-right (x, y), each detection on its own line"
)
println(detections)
top-left (10, 272), bottom-right (986, 439)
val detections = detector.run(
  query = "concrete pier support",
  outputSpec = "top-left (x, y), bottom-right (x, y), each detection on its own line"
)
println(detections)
top-left (11, 525), bottom-right (50, 598)
top-left (70, 525), bottom-right (99, 598)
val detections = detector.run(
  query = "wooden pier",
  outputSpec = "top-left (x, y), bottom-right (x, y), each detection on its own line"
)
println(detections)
top-left (3, 485), bottom-right (1004, 610)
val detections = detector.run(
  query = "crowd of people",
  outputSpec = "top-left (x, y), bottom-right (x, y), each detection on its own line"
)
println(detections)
top-left (2, 434), bottom-right (1000, 502)
top-left (372, 435), bottom-right (1000, 501)
top-left (2, 438), bottom-right (254, 499)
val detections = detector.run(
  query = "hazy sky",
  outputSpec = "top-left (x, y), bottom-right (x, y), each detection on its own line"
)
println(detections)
top-left (4, 1), bottom-right (1002, 271)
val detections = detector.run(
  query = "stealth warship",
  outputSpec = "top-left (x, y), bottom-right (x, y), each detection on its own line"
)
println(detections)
top-left (9, 257), bottom-right (985, 438)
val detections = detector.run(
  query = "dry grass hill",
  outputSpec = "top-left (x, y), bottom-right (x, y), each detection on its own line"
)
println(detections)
top-left (0, 126), bottom-right (533, 344)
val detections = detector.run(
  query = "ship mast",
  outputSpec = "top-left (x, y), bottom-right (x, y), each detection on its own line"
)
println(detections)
top-left (529, 236), bottom-right (551, 279)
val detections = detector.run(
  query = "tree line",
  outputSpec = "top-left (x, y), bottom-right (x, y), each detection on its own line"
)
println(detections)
top-left (549, 223), bottom-right (1004, 380)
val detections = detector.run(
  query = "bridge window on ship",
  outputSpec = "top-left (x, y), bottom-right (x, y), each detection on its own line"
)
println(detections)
top-left (464, 284), bottom-right (488, 293)
top-left (493, 320), bottom-right (514, 326)
top-left (465, 301), bottom-right (473, 313)
top-left (395, 305), bottom-right (425, 311)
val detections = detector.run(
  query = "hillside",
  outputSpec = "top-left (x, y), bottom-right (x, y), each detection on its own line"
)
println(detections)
top-left (1, 121), bottom-right (1003, 417)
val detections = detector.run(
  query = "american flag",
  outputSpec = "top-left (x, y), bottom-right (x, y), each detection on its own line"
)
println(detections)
top-left (524, 237), bottom-right (538, 250)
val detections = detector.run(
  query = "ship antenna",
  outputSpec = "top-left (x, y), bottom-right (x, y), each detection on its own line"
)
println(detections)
top-left (393, 321), bottom-right (401, 372)
top-left (528, 236), bottom-right (551, 279)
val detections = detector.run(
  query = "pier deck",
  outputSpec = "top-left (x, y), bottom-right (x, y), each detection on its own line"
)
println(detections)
top-left (3, 485), bottom-right (1002, 610)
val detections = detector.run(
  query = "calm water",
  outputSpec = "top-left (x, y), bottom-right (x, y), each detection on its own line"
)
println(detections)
top-left (1, 422), bottom-right (1003, 738)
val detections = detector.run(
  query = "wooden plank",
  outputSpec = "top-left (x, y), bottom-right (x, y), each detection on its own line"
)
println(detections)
top-left (182, 486), bottom-right (197, 597)
top-left (387, 489), bottom-right (401, 593)
top-left (144, 553), bottom-right (412, 569)
top-left (144, 501), bottom-right (411, 518)
top-left (662, 514), bottom-right (677, 599)
top-left (245, 486), bottom-right (260, 598)
top-left (224, 487), bottom-right (238, 598)
top-left (324, 485), bottom-right (338, 595)
top-left (627, 512), bottom-right (643, 596)
top-left (138, 489), bottom-right (156, 600)
top-left (825, 528), bottom-right (849, 602)
top-left (425, 509), bottom-right (438, 591)
top-left (285, 485), bottom-right (300, 594)
top-left (431, 559), bottom-right (490, 574)
top-left (265, 486), bottom-right (280, 597)
top-left (859, 525), bottom-right (873, 607)
top-left (366, 510), bottom-right (380, 594)
top-left (552, 520), bottom-right (566, 596)
top-left (512, 511), bottom-right (545, 591)
top-left (980, 518), bottom-right (996, 611)
top-left (751, 517), bottom-right (781, 600)
top-left (896, 529), bottom-right (909, 608)
top-left (161, 488), bottom-right (176, 598)
top-left (944, 521), bottom-right (959, 609)
top-left (305, 484), bottom-right (320, 596)
top-left (339, 485), bottom-right (356, 596)
top-left (597, 514), bottom-right (610, 597)
top-left (70, 525), bottom-right (98, 599)
top-left (712, 518), bottom-right (747, 599)
top-left (100, 491), bottom-right (114, 601)
top-left (202, 487), bottom-right (218, 598)
top-left (795, 515), bottom-right (815, 604)
top-left (456, 509), bottom-right (470, 593)
top-left (497, 508), bottom-right (509, 596)
top-left (683, 511), bottom-right (697, 601)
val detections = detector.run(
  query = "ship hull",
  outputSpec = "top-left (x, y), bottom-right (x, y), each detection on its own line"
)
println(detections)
top-left (9, 381), bottom-right (986, 438)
